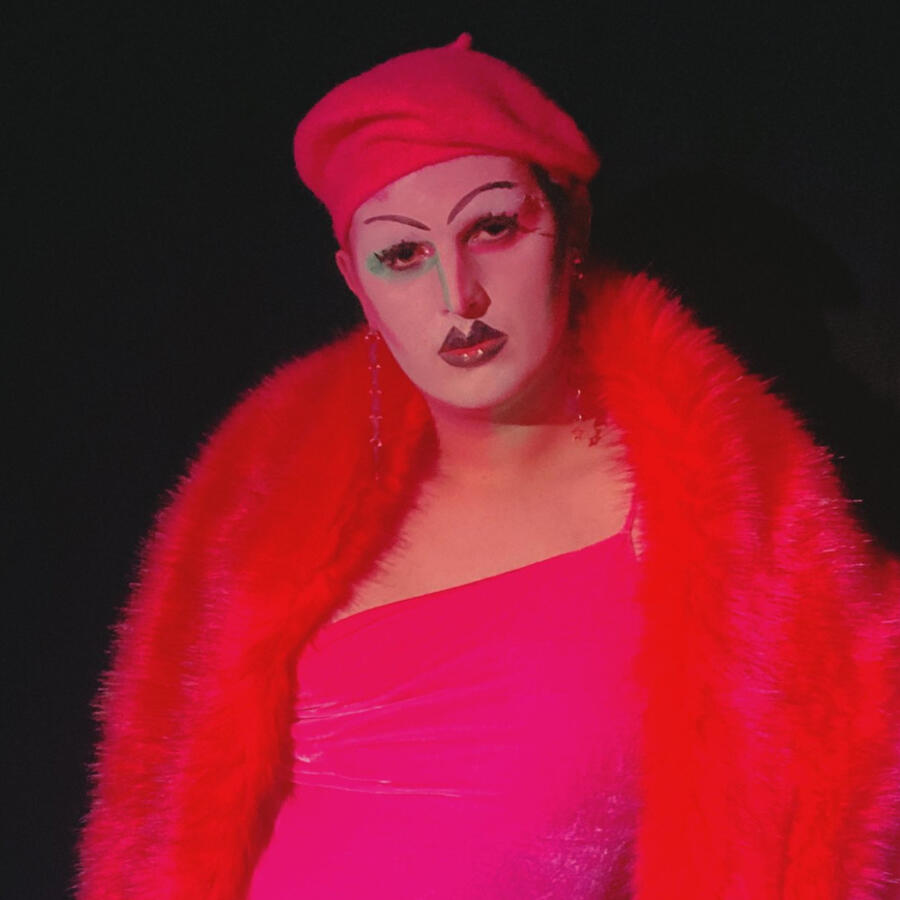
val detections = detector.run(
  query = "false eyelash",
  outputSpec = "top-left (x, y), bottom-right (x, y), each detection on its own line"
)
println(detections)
top-left (465, 212), bottom-right (520, 239)
top-left (374, 240), bottom-right (420, 264)
top-left (374, 213), bottom-right (521, 265)
top-left (476, 211), bottom-right (518, 226)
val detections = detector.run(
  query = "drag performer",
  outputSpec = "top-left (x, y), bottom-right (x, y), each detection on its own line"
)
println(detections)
top-left (77, 35), bottom-right (900, 898)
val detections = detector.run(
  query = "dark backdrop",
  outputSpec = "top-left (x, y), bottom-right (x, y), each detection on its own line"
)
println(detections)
top-left (7, 2), bottom-right (898, 896)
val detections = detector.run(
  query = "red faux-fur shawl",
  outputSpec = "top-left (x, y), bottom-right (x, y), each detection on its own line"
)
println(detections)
top-left (77, 270), bottom-right (900, 898)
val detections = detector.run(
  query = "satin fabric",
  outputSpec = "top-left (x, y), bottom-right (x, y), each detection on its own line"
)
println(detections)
top-left (249, 518), bottom-right (643, 899)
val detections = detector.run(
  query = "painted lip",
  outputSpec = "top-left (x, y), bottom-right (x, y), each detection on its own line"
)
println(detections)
top-left (438, 335), bottom-right (508, 368)
top-left (439, 320), bottom-right (506, 352)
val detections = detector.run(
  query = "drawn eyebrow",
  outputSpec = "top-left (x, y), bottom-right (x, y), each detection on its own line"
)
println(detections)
top-left (361, 181), bottom-right (518, 231)
top-left (362, 214), bottom-right (430, 230)
top-left (446, 181), bottom-right (518, 224)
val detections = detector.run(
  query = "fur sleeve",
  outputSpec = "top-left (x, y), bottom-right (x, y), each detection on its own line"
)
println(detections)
top-left (75, 331), bottom-right (373, 899)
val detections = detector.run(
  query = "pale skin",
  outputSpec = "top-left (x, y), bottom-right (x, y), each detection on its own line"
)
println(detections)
top-left (330, 155), bottom-right (638, 624)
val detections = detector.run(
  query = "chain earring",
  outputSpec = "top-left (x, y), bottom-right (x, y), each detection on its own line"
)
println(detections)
top-left (571, 384), bottom-right (604, 446)
top-left (571, 251), bottom-right (584, 281)
top-left (365, 327), bottom-right (384, 480)
top-left (572, 386), bottom-right (586, 441)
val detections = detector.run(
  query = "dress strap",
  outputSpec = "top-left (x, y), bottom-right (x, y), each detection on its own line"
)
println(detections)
top-left (622, 485), bottom-right (639, 538)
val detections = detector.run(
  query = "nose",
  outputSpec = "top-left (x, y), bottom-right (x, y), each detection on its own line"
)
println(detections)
top-left (437, 249), bottom-right (490, 319)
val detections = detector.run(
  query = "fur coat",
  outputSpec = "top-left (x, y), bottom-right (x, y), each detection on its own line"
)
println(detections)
top-left (77, 269), bottom-right (900, 899)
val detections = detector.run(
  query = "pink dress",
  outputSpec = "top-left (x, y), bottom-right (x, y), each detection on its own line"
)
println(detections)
top-left (249, 507), bottom-right (644, 898)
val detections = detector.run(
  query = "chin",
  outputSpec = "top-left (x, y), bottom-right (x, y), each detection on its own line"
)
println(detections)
top-left (420, 386), bottom-right (509, 414)
top-left (422, 365), bottom-right (548, 417)
top-left (400, 336), bottom-right (563, 416)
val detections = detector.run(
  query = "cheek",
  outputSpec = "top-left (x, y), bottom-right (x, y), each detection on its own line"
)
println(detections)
top-left (362, 284), bottom-right (430, 362)
top-left (483, 241), bottom-right (562, 322)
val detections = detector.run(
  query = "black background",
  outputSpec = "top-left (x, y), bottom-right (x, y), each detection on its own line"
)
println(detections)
top-left (7, 2), bottom-right (899, 896)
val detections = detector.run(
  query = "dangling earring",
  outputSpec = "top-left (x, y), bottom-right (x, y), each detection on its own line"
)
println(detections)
top-left (572, 386), bottom-right (586, 442)
top-left (571, 251), bottom-right (584, 281)
top-left (571, 384), bottom-right (604, 446)
top-left (364, 327), bottom-right (383, 480)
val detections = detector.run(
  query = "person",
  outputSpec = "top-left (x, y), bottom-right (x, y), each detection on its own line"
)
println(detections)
top-left (76, 35), bottom-right (900, 899)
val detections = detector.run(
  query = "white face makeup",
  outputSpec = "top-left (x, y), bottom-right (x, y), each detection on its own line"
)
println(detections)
top-left (336, 155), bottom-right (572, 416)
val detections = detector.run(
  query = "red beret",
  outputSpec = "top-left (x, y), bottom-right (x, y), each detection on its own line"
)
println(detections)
top-left (293, 34), bottom-right (600, 247)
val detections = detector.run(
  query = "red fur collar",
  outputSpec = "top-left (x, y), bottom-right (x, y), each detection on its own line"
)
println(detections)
top-left (78, 270), bottom-right (900, 898)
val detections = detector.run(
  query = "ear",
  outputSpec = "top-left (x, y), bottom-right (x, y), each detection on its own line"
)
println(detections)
top-left (335, 248), bottom-right (377, 326)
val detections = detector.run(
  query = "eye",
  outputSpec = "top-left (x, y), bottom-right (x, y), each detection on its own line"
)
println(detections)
top-left (373, 240), bottom-right (435, 272)
top-left (466, 213), bottom-right (520, 246)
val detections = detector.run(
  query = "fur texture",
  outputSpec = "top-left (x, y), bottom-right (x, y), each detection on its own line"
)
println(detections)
top-left (77, 270), bottom-right (900, 898)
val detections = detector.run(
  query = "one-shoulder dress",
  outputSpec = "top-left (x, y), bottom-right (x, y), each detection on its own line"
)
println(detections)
top-left (249, 497), bottom-right (644, 898)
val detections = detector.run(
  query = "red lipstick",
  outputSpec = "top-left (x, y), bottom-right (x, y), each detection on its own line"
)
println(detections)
top-left (438, 321), bottom-right (508, 368)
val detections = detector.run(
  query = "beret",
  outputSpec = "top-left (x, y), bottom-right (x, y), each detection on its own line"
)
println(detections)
top-left (293, 34), bottom-right (600, 247)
